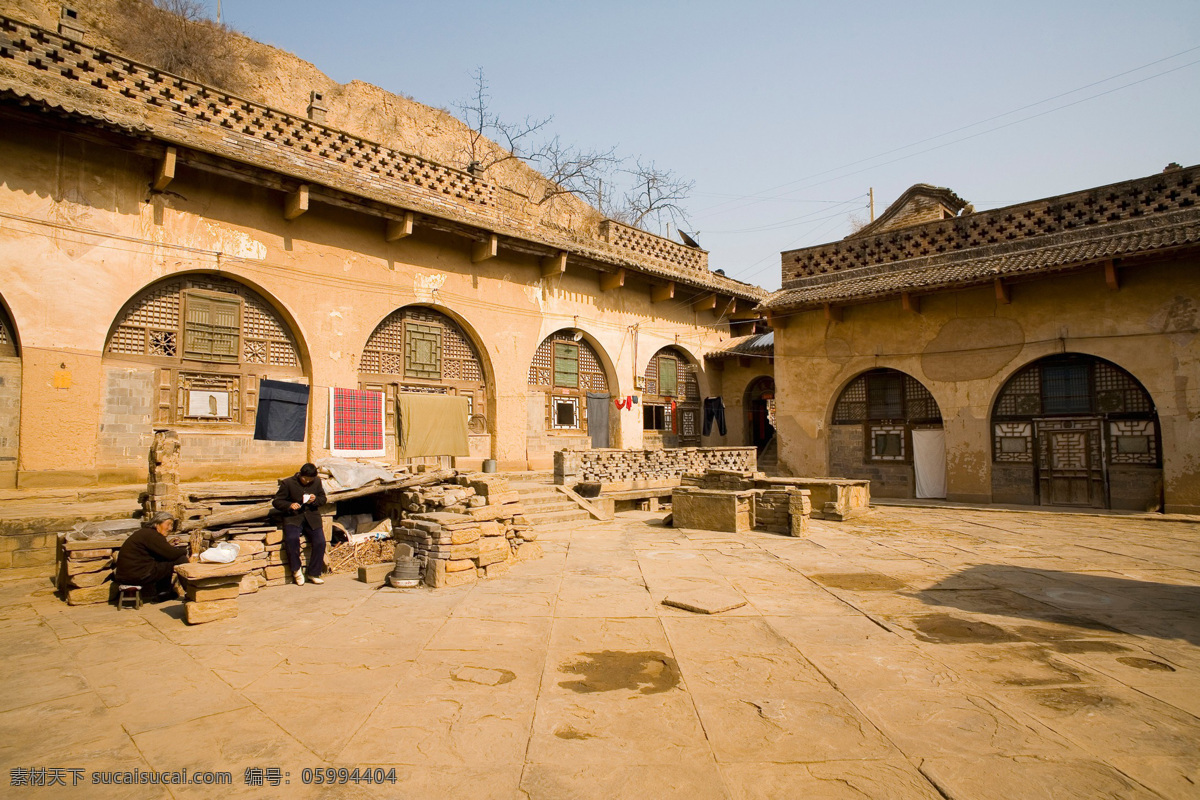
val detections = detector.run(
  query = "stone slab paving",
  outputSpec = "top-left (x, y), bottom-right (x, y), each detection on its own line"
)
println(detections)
top-left (0, 506), bottom-right (1198, 799)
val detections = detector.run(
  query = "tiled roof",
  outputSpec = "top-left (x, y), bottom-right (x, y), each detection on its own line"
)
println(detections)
top-left (764, 201), bottom-right (1200, 313)
top-left (706, 332), bottom-right (774, 359)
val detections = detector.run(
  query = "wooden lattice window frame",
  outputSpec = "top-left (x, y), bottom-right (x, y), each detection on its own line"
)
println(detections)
top-left (182, 290), bottom-right (241, 363)
top-left (404, 322), bottom-right (442, 380)
top-left (658, 356), bottom-right (678, 397)
top-left (553, 342), bottom-right (579, 389)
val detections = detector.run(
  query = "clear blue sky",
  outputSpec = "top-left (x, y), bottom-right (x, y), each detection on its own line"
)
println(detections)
top-left (211, 1), bottom-right (1200, 290)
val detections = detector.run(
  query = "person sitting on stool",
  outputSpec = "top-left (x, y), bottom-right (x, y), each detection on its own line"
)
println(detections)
top-left (114, 511), bottom-right (189, 599)
top-left (273, 462), bottom-right (327, 585)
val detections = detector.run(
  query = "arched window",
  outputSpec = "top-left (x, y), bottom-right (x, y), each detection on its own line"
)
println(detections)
top-left (104, 275), bottom-right (303, 426)
top-left (642, 346), bottom-right (701, 445)
top-left (359, 306), bottom-right (488, 441)
top-left (831, 369), bottom-right (941, 463)
top-left (528, 330), bottom-right (609, 432)
top-left (993, 355), bottom-right (1158, 465)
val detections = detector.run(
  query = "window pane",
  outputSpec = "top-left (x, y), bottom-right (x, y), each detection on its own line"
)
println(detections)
top-left (658, 357), bottom-right (678, 396)
top-left (875, 433), bottom-right (902, 457)
top-left (867, 373), bottom-right (903, 419)
top-left (553, 343), bottom-right (579, 388)
top-left (1000, 437), bottom-right (1028, 454)
top-left (1117, 435), bottom-right (1150, 455)
top-left (1042, 363), bottom-right (1090, 414)
top-left (183, 293), bottom-right (240, 362)
top-left (555, 400), bottom-right (576, 427)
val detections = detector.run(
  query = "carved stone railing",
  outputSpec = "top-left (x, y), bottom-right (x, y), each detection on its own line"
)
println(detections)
top-left (782, 165), bottom-right (1200, 286)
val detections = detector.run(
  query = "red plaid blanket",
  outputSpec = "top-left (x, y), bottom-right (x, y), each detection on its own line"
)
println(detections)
top-left (331, 388), bottom-right (384, 452)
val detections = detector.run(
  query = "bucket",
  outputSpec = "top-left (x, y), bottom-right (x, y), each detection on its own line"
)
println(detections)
top-left (482, 459), bottom-right (497, 473)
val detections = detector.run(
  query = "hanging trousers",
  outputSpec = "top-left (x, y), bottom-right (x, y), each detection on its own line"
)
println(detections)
top-left (702, 397), bottom-right (727, 436)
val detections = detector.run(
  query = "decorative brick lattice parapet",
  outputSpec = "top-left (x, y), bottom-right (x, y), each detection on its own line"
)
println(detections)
top-left (0, 15), bottom-right (494, 219)
top-left (600, 219), bottom-right (708, 275)
top-left (782, 165), bottom-right (1200, 285)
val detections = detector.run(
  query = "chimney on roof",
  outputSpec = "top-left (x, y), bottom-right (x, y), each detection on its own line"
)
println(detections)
top-left (58, 5), bottom-right (84, 40)
top-left (307, 91), bottom-right (327, 123)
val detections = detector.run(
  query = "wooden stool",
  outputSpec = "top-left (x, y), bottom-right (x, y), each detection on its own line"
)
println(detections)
top-left (117, 585), bottom-right (142, 610)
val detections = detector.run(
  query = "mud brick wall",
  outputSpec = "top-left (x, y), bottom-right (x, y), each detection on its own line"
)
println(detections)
top-left (555, 447), bottom-right (757, 485)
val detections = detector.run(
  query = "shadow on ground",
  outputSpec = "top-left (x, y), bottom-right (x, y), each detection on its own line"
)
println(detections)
top-left (913, 565), bottom-right (1200, 646)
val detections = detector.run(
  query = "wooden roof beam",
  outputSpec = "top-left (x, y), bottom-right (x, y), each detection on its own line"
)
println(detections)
top-left (471, 233), bottom-right (498, 263)
top-left (284, 184), bottom-right (309, 220)
top-left (651, 282), bottom-right (675, 303)
top-left (824, 303), bottom-right (842, 323)
top-left (901, 292), bottom-right (920, 313)
top-left (995, 278), bottom-right (1011, 304)
top-left (693, 293), bottom-right (718, 313)
top-left (385, 211), bottom-right (414, 241)
top-left (541, 250), bottom-right (567, 278)
top-left (153, 145), bottom-right (176, 190)
top-left (1104, 259), bottom-right (1120, 290)
top-left (600, 268), bottom-right (625, 292)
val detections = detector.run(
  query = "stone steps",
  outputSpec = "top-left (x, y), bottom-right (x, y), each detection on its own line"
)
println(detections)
top-left (511, 481), bottom-right (590, 530)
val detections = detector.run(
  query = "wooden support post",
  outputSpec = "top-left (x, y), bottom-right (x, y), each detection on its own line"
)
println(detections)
top-left (692, 294), bottom-right (718, 312)
top-left (284, 184), bottom-right (309, 220)
top-left (1104, 260), bottom-right (1120, 291)
top-left (901, 292), bottom-right (920, 313)
top-left (824, 303), bottom-right (842, 323)
top-left (540, 251), bottom-right (567, 278)
top-left (599, 268), bottom-right (625, 292)
top-left (651, 282), bottom-right (675, 303)
top-left (153, 146), bottom-right (176, 191)
top-left (995, 278), bottom-right (1011, 304)
top-left (471, 233), bottom-right (498, 263)
top-left (385, 211), bottom-right (414, 241)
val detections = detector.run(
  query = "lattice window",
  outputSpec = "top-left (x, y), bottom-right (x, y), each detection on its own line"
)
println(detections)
top-left (551, 396), bottom-right (580, 430)
top-left (529, 332), bottom-right (609, 392)
top-left (833, 376), bottom-right (868, 424)
top-left (995, 369), bottom-right (1041, 417)
top-left (993, 422), bottom-right (1034, 463)
top-left (868, 424), bottom-right (906, 461)
top-left (105, 277), bottom-right (299, 367)
top-left (1109, 419), bottom-right (1158, 465)
top-left (834, 370), bottom-right (941, 424)
top-left (1095, 362), bottom-right (1153, 414)
top-left (1043, 363), bottom-right (1090, 414)
top-left (404, 322), bottom-right (441, 380)
top-left (643, 347), bottom-right (697, 401)
top-left (362, 307), bottom-right (484, 387)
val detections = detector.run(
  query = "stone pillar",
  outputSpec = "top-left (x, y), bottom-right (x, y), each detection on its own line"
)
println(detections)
top-left (554, 449), bottom-right (581, 486)
top-left (145, 429), bottom-right (183, 521)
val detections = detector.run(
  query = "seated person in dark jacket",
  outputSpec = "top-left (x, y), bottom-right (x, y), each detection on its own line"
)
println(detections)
top-left (273, 462), bottom-right (327, 586)
top-left (114, 511), bottom-right (189, 597)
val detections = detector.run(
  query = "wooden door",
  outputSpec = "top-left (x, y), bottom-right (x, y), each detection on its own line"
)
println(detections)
top-left (1036, 419), bottom-right (1106, 507)
top-left (679, 407), bottom-right (700, 446)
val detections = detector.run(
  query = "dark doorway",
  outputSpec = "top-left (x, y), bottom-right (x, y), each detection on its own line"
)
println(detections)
top-left (744, 376), bottom-right (775, 453)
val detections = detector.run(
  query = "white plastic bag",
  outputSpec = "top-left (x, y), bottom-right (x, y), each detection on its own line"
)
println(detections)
top-left (199, 541), bottom-right (241, 563)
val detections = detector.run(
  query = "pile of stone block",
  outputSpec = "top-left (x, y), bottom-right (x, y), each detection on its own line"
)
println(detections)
top-left (391, 473), bottom-right (539, 588)
top-left (175, 562), bottom-right (252, 624)
top-left (202, 524), bottom-right (291, 592)
top-left (556, 447), bottom-right (757, 489)
top-left (56, 519), bottom-right (145, 606)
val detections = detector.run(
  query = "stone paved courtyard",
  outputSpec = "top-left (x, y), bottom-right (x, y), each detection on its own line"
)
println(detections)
top-left (1, 506), bottom-right (1198, 799)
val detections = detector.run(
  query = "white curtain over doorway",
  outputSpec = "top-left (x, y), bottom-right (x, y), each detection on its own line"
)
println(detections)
top-left (912, 428), bottom-right (947, 499)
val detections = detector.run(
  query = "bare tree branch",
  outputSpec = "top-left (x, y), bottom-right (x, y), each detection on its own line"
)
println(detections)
top-left (617, 160), bottom-right (695, 233)
top-left (453, 68), bottom-right (552, 174)
top-left (529, 138), bottom-right (621, 205)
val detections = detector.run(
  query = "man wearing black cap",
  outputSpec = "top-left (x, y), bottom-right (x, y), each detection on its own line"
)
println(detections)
top-left (272, 462), bottom-right (327, 585)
